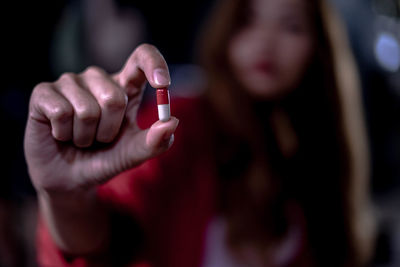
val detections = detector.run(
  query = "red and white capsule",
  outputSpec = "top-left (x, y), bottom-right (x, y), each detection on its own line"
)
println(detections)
top-left (156, 88), bottom-right (171, 122)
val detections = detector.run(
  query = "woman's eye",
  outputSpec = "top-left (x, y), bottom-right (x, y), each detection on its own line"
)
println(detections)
top-left (282, 20), bottom-right (306, 34)
top-left (285, 23), bottom-right (302, 33)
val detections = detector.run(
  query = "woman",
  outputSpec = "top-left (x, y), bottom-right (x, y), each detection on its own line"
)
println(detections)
top-left (196, 0), bottom-right (375, 265)
top-left (25, 0), bottom-right (375, 266)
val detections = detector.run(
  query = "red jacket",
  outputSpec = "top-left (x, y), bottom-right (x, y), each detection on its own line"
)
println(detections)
top-left (37, 97), bottom-right (311, 267)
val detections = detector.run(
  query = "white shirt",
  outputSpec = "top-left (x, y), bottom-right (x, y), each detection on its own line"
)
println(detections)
top-left (201, 214), bottom-right (305, 267)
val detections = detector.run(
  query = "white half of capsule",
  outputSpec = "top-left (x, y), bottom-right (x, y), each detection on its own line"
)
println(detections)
top-left (158, 104), bottom-right (171, 122)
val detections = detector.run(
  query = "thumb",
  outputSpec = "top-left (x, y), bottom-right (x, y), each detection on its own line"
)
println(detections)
top-left (144, 117), bottom-right (179, 153)
top-left (81, 117), bottom-right (179, 183)
top-left (129, 117), bottom-right (179, 162)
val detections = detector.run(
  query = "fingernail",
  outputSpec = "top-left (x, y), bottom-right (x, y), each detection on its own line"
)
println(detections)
top-left (160, 133), bottom-right (175, 149)
top-left (153, 68), bottom-right (170, 86)
top-left (168, 134), bottom-right (175, 147)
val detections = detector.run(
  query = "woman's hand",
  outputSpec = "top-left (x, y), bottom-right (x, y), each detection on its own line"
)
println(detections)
top-left (24, 44), bottom-right (179, 194)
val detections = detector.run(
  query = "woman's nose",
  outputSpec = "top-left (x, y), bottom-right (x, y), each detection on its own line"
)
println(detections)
top-left (252, 25), bottom-right (277, 54)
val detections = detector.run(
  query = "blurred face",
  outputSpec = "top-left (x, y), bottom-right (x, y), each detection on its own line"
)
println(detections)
top-left (228, 0), bottom-right (315, 99)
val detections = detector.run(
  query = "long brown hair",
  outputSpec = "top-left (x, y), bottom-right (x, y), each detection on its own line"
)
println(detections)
top-left (195, 0), bottom-right (375, 266)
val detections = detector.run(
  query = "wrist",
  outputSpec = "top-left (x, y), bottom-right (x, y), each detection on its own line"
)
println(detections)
top-left (38, 187), bottom-right (99, 212)
top-left (37, 186), bottom-right (110, 255)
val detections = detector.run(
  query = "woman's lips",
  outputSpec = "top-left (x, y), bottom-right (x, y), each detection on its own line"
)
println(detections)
top-left (252, 61), bottom-right (277, 75)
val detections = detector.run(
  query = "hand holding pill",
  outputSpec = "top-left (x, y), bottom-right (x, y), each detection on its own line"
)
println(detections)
top-left (24, 44), bottom-right (179, 193)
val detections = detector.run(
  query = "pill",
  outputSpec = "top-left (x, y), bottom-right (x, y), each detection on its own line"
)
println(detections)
top-left (156, 88), bottom-right (170, 122)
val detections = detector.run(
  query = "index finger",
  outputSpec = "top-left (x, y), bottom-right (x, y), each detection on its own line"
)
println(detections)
top-left (114, 44), bottom-right (171, 93)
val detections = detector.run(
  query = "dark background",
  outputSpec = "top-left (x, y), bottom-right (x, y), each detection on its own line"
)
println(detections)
top-left (0, 0), bottom-right (399, 266)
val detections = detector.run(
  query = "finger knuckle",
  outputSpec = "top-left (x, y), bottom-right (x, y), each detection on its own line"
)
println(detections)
top-left (99, 90), bottom-right (127, 111)
top-left (30, 82), bottom-right (54, 107)
top-left (32, 82), bottom-right (50, 96)
top-left (75, 103), bottom-right (100, 123)
top-left (136, 43), bottom-right (159, 56)
top-left (58, 72), bottom-right (76, 83)
top-left (50, 104), bottom-right (73, 123)
top-left (138, 43), bottom-right (156, 51)
top-left (84, 66), bottom-right (104, 76)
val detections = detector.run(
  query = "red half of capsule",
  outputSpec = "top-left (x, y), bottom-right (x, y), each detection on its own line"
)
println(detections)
top-left (156, 88), bottom-right (170, 105)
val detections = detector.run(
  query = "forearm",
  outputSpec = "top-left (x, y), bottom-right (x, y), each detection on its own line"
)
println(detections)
top-left (38, 188), bottom-right (110, 255)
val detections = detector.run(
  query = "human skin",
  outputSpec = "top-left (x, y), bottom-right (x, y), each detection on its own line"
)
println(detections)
top-left (228, 0), bottom-right (315, 100)
top-left (24, 44), bottom-right (179, 255)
